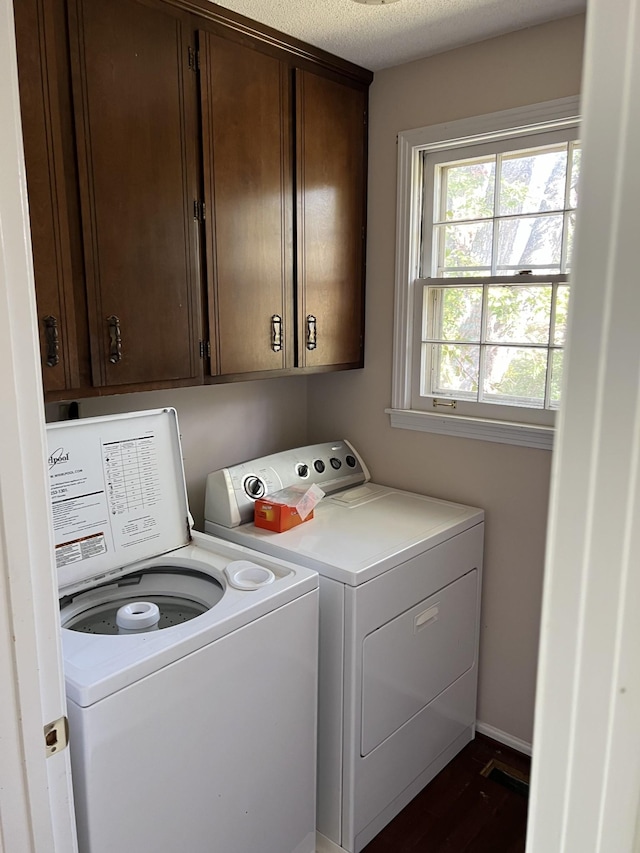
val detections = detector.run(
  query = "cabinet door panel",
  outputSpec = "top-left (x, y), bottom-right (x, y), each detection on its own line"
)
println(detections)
top-left (296, 70), bottom-right (366, 369)
top-left (69, 0), bottom-right (201, 387)
top-left (199, 32), bottom-right (293, 376)
top-left (15, 0), bottom-right (80, 392)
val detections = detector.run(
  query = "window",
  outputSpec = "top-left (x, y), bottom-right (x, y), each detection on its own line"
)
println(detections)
top-left (389, 98), bottom-right (581, 449)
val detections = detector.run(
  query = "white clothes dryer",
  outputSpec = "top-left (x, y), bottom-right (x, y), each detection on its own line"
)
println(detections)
top-left (47, 409), bottom-right (318, 853)
top-left (203, 441), bottom-right (484, 853)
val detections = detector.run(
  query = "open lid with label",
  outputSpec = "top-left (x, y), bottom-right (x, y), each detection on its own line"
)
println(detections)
top-left (46, 408), bottom-right (191, 595)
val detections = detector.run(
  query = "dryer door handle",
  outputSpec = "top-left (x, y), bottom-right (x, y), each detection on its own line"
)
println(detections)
top-left (414, 604), bottom-right (439, 632)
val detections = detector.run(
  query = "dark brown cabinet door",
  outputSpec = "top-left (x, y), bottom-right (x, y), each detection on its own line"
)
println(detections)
top-left (199, 32), bottom-right (294, 376)
top-left (296, 70), bottom-right (367, 369)
top-left (68, 0), bottom-right (202, 387)
top-left (14, 0), bottom-right (81, 393)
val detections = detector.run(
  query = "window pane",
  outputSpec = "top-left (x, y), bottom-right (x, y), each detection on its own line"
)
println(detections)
top-left (499, 146), bottom-right (567, 215)
top-left (442, 269), bottom-right (490, 277)
top-left (496, 268), bottom-right (559, 276)
top-left (486, 285), bottom-right (551, 345)
top-left (565, 211), bottom-right (576, 272)
top-left (435, 221), bottom-right (493, 272)
top-left (423, 130), bottom-right (578, 415)
top-left (549, 349), bottom-right (564, 408)
top-left (554, 285), bottom-right (570, 345)
top-left (482, 345), bottom-right (548, 407)
top-left (569, 144), bottom-right (581, 208)
top-left (441, 159), bottom-right (495, 222)
top-left (429, 343), bottom-right (479, 396)
top-left (426, 286), bottom-right (482, 341)
top-left (497, 214), bottom-right (564, 269)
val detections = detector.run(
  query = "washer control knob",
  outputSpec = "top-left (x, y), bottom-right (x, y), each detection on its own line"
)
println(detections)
top-left (346, 455), bottom-right (357, 468)
top-left (296, 463), bottom-right (309, 478)
top-left (330, 457), bottom-right (342, 470)
top-left (314, 460), bottom-right (325, 474)
top-left (244, 476), bottom-right (265, 499)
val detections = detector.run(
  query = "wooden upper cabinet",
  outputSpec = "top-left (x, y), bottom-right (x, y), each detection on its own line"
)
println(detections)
top-left (14, 0), bottom-right (81, 393)
top-left (67, 0), bottom-right (202, 387)
top-left (15, 0), bottom-right (370, 396)
top-left (296, 70), bottom-right (367, 369)
top-left (198, 32), bottom-right (294, 376)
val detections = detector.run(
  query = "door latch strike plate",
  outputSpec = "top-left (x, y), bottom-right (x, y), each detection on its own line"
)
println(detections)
top-left (44, 716), bottom-right (69, 758)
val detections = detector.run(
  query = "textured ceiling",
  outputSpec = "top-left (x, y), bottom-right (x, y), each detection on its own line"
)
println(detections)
top-left (213, 0), bottom-right (586, 71)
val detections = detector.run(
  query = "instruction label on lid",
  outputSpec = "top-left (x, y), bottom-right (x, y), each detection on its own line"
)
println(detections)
top-left (47, 409), bottom-right (190, 592)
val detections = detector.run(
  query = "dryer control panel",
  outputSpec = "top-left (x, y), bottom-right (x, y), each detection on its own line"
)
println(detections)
top-left (204, 441), bottom-right (370, 527)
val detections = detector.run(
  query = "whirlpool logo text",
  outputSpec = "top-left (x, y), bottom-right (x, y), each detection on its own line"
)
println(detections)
top-left (48, 447), bottom-right (70, 469)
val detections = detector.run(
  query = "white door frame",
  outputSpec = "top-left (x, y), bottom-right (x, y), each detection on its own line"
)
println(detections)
top-left (527, 0), bottom-right (640, 849)
top-left (0, 0), bottom-right (77, 849)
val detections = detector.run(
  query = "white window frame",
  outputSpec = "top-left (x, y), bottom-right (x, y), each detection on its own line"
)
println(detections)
top-left (388, 97), bottom-right (580, 450)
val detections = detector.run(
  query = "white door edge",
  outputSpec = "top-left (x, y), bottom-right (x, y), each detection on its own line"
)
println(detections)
top-left (527, 0), bottom-right (640, 850)
top-left (0, 0), bottom-right (77, 849)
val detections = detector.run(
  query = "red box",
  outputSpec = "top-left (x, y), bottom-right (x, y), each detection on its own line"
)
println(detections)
top-left (254, 498), bottom-right (314, 533)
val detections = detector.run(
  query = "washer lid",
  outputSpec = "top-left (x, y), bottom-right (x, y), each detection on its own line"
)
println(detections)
top-left (47, 409), bottom-right (191, 594)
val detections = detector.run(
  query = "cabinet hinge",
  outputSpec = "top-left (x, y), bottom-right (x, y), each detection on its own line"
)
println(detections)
top-left (199, 340), bottom-right (211, 359)
top-left (188, 46), bottom-right (200, 72)
top-left (193, 200), bottom-right (206, 222)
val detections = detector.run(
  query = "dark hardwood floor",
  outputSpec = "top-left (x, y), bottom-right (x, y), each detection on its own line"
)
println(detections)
top-left (362, 735), bottom-right (531, 853)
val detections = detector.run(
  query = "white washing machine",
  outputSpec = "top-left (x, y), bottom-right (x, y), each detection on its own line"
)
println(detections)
top-left (203, 441), bottom-right (484, 853)
top-left (47, 409), bottom-right (318, 853)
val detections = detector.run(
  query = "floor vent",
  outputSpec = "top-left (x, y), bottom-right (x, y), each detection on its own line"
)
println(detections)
top-left (481, 758), bottom-right (530, 798)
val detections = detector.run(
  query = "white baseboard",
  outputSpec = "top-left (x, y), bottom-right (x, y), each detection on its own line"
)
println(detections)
top-left (476, 721), bottom-right (532, 756)
top-left (316, 832), bottom-right (346, 853)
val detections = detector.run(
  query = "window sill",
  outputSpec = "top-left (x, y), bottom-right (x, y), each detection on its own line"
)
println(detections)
top-left (385, 408), bottom-right (554, 450)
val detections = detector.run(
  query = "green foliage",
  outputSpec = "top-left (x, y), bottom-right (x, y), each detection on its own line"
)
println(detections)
top-left (549, 350), bottom-right (564, 403)
top-left (440, 287), bottom-right (481, 340)
top-left (435, 284), bottom-right (557, 403)
top-left (492, 349), bottom-right (547, 401)
top-left (444, 162), bottom-right (494, 221)
top-left (436, 344), bottom-right (478, 394)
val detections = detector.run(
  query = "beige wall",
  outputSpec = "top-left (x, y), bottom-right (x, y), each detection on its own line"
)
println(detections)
top-left (307, 15), bottom-right (586, 744)
top-left (48, 377), bottom-right (308, 529)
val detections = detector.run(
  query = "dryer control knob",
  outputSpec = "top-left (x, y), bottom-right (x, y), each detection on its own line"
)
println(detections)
top-left (244, 476), bottom-right (266, 499)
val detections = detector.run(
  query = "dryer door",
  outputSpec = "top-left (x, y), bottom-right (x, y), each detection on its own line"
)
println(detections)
top-left (360, 568), bottom-right (478, 756)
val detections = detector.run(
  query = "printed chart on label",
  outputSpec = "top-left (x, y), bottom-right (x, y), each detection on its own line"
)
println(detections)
top-left (103, 435), bottom-right (161, 516)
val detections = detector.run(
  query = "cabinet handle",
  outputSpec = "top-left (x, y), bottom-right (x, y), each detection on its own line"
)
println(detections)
top-left (271, 314), bottom-right (283, 352)
top-left (306, 314), bottom-right (317, 350)
top-left (43, 315), bottom-right (60, 367)
top-left (107, 315), bottom-right (122, 364)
